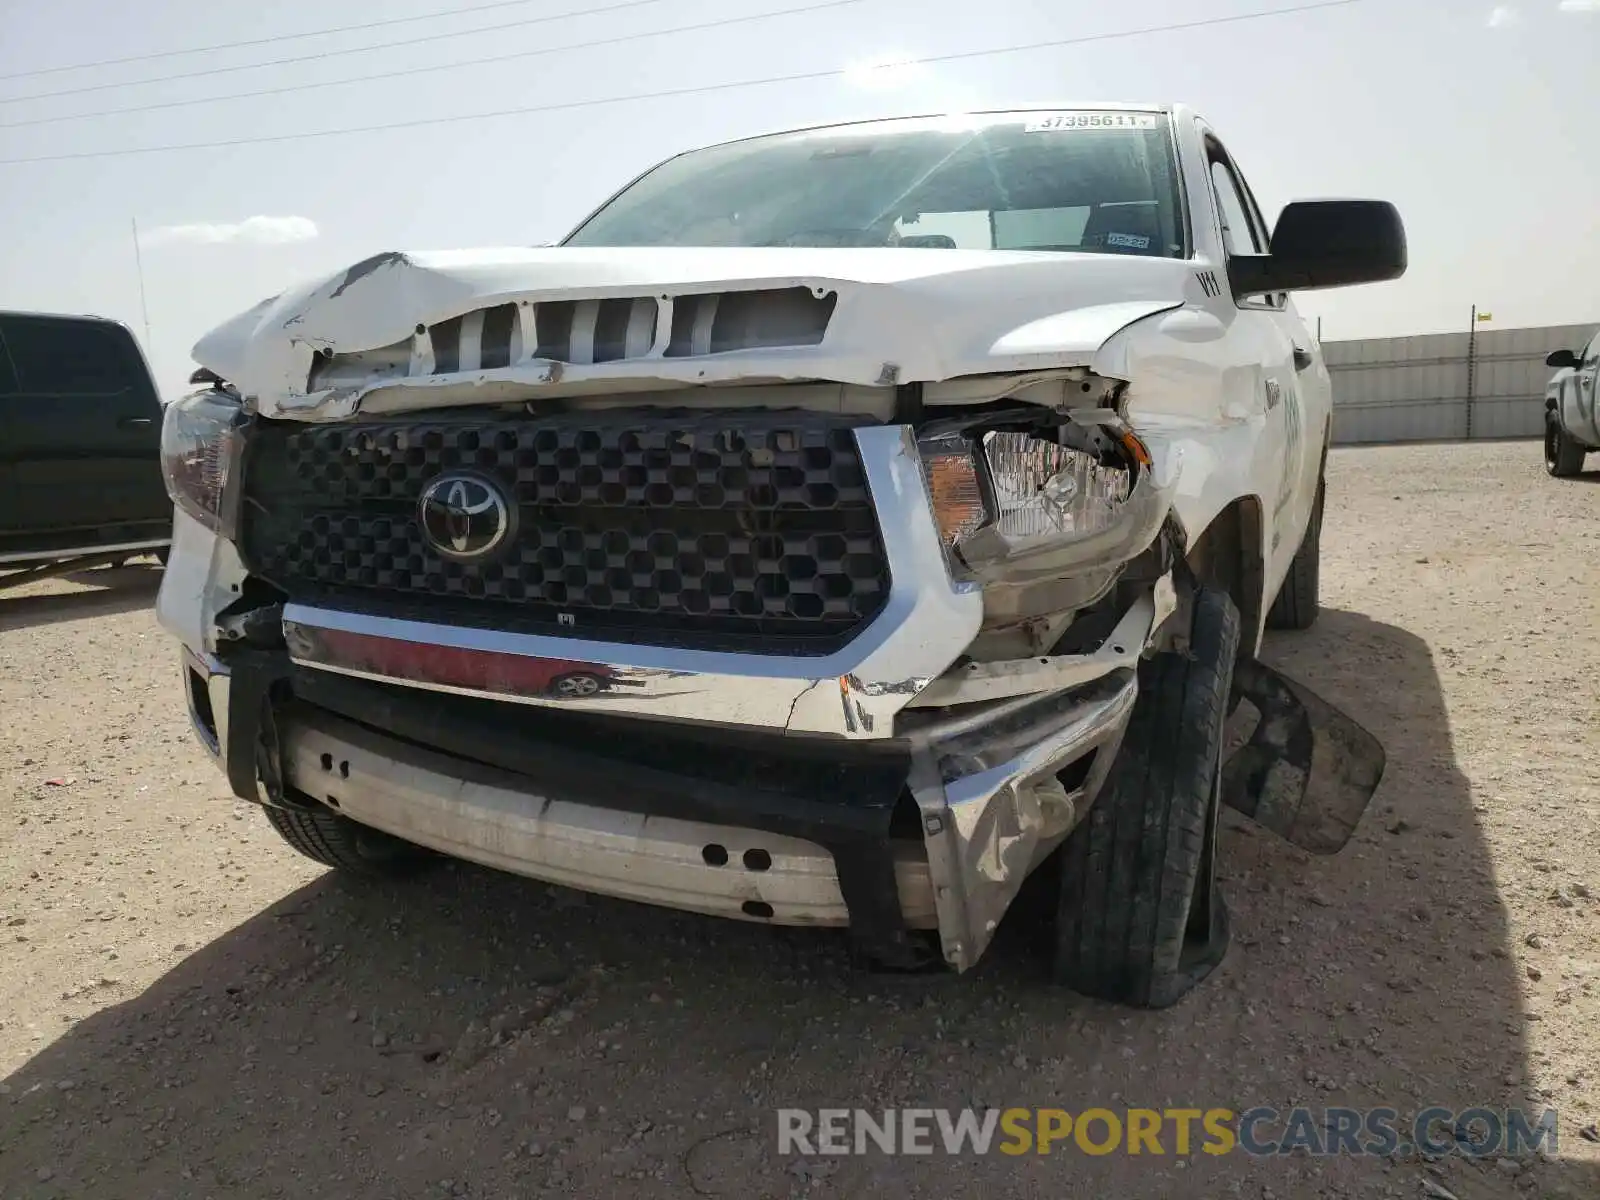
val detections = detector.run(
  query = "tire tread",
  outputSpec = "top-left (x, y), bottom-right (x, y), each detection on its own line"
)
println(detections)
top-left (263, 805), bottom-right (427, 878)
top-left (1547, 421), bottom-right (1586, 478)
top-left (1053, 588), bottom-right (1240, 1007)
top-left (1266, 479), bottom-right (1323, 631)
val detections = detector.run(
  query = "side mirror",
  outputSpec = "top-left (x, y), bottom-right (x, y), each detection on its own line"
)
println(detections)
top-left (1546, 349), bottom-right (1580, 369)
top-left (1228, 200), bottom-right (1406, 296)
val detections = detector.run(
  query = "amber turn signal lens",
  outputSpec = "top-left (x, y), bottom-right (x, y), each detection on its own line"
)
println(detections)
top-left (1118, 429), bottom-right (1153, 466)
top-left (924, 451), bottom-right (987, 547)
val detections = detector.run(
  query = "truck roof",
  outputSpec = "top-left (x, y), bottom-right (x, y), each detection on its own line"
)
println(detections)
top-left (0, 309), bottom-right (132, 329)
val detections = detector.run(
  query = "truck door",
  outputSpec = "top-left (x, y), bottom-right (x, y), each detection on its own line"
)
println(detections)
top-left (1579, 328), bottom-right (1600, 446)
top-left (1201, 134), bottom-right (1316, 589)
top-left (0, 342), bottom-right (19, 530)
top-left (0, 313), bottom-right (169, 537)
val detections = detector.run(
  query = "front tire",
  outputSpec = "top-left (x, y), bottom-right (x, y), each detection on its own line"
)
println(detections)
top-left (1051, 587), bottom-right (1240, 1009)
top-left (263, 805), bottom-right (431, 878)
top-left (1266, 478), bottom-right (1323, 631)
top-left (1545, 420), bottom-right (1586, 478)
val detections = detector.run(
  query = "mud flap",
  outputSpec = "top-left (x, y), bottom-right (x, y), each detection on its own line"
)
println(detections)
top-left (1220, 658), bottom-right (1385, 854)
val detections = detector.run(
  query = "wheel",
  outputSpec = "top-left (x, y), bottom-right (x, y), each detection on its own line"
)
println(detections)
top-left (263, 805), bottom-right (431, 878)
top-left (1545, 419), bottom-right (1586, 478)
top-left (550, 672), bottom-right (603, 698)
top-left (1265, 477), bottom-right (1323, 631)
top-left (1051, 586), bottom-right (1240, 1009)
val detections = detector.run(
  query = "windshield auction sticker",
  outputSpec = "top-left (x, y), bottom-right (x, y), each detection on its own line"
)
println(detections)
top-left (1024, 111), bottom-right (1160, 132)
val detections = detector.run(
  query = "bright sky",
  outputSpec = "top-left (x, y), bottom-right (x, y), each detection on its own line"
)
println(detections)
top-left (1, 0), bottom-right (1597, 397)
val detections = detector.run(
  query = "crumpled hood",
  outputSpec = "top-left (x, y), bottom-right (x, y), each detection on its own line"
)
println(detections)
top-left (194, 246), bottom-right (1198, 419)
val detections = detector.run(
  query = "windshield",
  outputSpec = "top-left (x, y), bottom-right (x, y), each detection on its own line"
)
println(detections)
top-left (563, 111), bottom-right (1185, 257)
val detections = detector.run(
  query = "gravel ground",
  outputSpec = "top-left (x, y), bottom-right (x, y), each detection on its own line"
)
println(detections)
top-left (1, 440), bottom-right (1597, 1200)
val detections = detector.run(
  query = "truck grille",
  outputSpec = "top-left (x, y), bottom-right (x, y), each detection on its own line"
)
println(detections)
top-left (239, 411), bottom-right (890, 652)
top-left (306, 288), bottom-right (838, 390)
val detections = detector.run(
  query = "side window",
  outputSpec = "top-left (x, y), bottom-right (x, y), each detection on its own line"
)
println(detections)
top-left (1584, 330), bottom-right (1600, 367)
top-left (1208, 159), bottom-right (1263, 257)
top-left (0, 315), bottom-right (139, 396)
top-left (1205, 135), bottom-right (1285, 307)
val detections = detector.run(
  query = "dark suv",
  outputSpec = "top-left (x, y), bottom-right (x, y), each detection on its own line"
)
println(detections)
top-left (0, 311), bottom-right (171, 586)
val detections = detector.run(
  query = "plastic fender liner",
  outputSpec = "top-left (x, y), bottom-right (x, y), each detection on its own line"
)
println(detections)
top-left (1220, 657), bottom-right (1386, 854)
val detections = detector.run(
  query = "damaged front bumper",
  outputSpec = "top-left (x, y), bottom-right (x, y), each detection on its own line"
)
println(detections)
top-left (182, 644), bottom-right (1141, 971)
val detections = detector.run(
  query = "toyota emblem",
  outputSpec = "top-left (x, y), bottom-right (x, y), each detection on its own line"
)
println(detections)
top-left (418, 473), bottom-right (514, 561)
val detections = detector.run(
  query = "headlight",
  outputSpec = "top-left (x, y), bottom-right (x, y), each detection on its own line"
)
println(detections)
top-left (161, 387), bottom-right (245, 536)
top-left (982, 431), bottom-right (1133, 540)
top-left (919, 418), bottom-right (1157, 580)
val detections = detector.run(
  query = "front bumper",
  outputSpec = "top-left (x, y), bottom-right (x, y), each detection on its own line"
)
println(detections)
top-left (283, 711), bottom-right (943, 928)
top-left (183, 648), bottom-right (1137, 970)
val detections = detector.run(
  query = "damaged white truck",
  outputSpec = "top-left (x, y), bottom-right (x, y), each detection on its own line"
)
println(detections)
top-left (158, 105), bottom-right (1403, 1008)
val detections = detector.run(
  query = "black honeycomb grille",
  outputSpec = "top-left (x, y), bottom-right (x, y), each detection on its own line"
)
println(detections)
top-left (239, 411), bottom-right (890, 652)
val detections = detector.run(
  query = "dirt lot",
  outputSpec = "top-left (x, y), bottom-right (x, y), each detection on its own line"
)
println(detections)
top-left (1, 440), bottom-right (1597, 1199)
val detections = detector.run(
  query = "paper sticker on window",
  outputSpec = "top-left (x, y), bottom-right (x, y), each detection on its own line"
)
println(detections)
top-left (1024, 112), bottom-right (1160, 132)
top-left (1105, 232), bottom-right (1152, 249)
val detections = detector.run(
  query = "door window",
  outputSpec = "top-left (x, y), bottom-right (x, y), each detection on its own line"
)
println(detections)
top-left (1205, 137), bottom-right (1285, 307)
top-left (1209, 159), bottom-right (1263, 257)
top-left (0, 316), bottom-right (139, 396)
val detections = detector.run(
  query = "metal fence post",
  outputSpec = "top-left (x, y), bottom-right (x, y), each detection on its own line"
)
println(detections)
top-left (1465, 305), bottom-right (1477, 439)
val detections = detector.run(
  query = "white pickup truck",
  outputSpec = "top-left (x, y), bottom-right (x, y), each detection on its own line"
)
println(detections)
top-left (158, 104), bottom-right (1404, 1008)
top-left (1544, 330), bottom-right (1599, 477)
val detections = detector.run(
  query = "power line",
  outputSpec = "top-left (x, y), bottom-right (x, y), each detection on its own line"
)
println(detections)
top-left (0, 0), bottom-right (862, 129)
top-left (0, 0), bottom-right (1368, 166)
top-left (0, 0), bottom-right (669, 84)
top-left (0, 0), bottom-right (684, 105)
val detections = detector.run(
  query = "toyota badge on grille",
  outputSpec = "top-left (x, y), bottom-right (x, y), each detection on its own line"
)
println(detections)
top-left (418, 473), bottom-right (514, 561)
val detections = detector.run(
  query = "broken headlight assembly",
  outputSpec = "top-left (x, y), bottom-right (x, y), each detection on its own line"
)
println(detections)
top-left (161, 386), bottom-right (246, 537)
top-left (984, 430), bottom-right (1137, 540)
top-left (918, 410), bottom-right (1170, 581)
